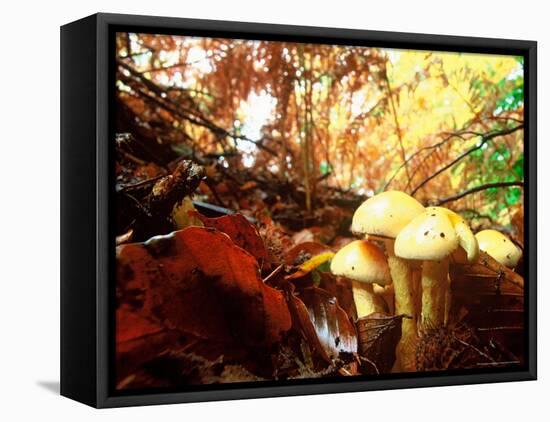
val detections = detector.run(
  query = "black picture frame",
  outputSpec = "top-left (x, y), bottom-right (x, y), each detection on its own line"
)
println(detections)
top-left (60, 12), bottom-right (537, 408)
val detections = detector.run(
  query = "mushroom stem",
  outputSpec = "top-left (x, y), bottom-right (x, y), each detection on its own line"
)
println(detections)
top-left (385, 239), bottom-right (417, 371)
top-left (443, 274), bottom-right (452, 326)
top-left (374, 284), bottom-right (394, 314)
top-left (420, 258), bottom-right (449, 330)
top-left (352, 281), bottom-right (386, 318)
top-left (412, 268), bottom-right (422, 323)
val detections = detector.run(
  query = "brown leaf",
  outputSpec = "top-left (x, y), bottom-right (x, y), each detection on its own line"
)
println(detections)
top-left (115, 305), bottom-right (180, 383)
top-left (116, 227), bottom-right (291, 348)
top-left (116, 305), bottom-right (165, 352)
top-left (318, 273), bottom-right (357, 320)
top-left (192, 212), bottom-right (269, 265)
top-left (356, 313), bottom-right (403, 374)
top-left (256, 214), bottom-right (294, 264)
top-left (450, 250), bottom-right (524, 299)
top-left (288, 286), bottom-right (357, 364)
top-left (450, 251), bottom-right (525, 359)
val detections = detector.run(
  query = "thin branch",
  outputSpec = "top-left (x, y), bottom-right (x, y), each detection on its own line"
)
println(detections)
top-left (411, 124), bottom-right (524, 196)
top-left (263, 264), bottom-right (285, 284)
top-left (383, 118), bottom-right (525, 191)
top-left (434, 181), bottom-right (524, 206)
top-left (383, 131), bottom-right (468, 191)
top-left (452, 336), bottom-right (495, 363)
top-left (475, 361), bottom-right (520, 367)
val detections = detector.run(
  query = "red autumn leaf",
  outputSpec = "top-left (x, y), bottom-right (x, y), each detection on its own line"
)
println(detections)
top-left (288, 286), bottom-right (357, 363)
top-left (192, 212), bottom-right (269, 265)
top-left (116, 305), bottom-right (164, 348)
top-left (115, 305), bottom-right (180, 384)
top-left (116, 226), bottom-right (291, 348)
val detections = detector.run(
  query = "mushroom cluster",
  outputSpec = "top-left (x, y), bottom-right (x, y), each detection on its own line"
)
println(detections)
top-left (395, 206), bottom-right (478, 330)
top-left (329, 190), bottom-right (521, 373)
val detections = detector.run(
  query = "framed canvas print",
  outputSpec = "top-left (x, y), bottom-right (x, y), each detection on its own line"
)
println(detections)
top-left (60, 13), bottom-right (537, 408)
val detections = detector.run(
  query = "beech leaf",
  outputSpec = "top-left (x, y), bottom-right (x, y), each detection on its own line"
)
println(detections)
top-left (192, 211), bottom-right (269, 265)
top-left (289, 286), bottom-right (357, 364)
top-left (116, 227), bottom-right (291, 347)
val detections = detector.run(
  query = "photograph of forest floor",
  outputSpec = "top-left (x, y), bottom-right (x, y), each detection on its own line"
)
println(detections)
top-left (114, 33), bottom-right (525, 390)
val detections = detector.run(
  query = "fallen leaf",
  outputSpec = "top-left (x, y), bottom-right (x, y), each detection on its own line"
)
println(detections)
top-left (285, 242), bottom-right (333, 266)
top-left (318, 273), bottom-right (357, 320)
top-left (192, 212), bottom-right (269, 265)
top-left (116, 305), bottom-right (180, 383)
top-left (288, 286), bottom-right (357, 363)
top-left (449, 251), bottom-right (525, 359)
top-left (116, 305), bottom-right (165, 353)
top-left (116, 227), bottom-right (291, 347)
top-left (286, 252), bottom-right (335, 280)
top-left (450, 250), bottom-right (524, 298)
top-left (356, 313), bottom-right (403, 374)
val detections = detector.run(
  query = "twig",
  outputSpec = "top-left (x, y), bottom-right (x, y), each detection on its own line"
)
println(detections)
top-left (433, 181), bottom-right (524, 205)
top-left (475, 361), bottom-right (520, 367)
top-left (263, 264), bottom-right (285, 284)
top-left (382, 120), bottom-right (506, 191)
top-left (358, 356), bottom-right (380, 374)
top-left (453, 336), bottom-right (495, 362)
top-left (476, 326), bottom-right (523, 332)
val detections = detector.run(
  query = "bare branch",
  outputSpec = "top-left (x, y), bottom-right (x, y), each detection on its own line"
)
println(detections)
top-left (433, 181), bottom-right (524, 206)
top-left (411, 125), bottom-right (524, 196)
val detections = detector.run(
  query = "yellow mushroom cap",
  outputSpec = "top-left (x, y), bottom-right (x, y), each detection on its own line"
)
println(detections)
top-left (427, 207), bottom-right (479, 263)
top-left (330, 240), bottom-right (391, 285)
top-left (475, 229), bottom-right (522, 268)
top-left (351, 191), bottom-right (425, 239)
top-left (394, 209), bottom-right (459, 261)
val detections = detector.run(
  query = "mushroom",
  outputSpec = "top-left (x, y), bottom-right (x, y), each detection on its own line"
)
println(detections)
top-left (351, 190), bottom-right (425, 371)
top-left (475, 229), bottom-right (522, 269)
top-left (330, 240), bottom-right (390, 318)
top-left (395, 206), bottom-right (479, 330)
top-left (432, 207), bottom-right (479, 265)
top-left (428, 207), bottom-right (479, 325)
